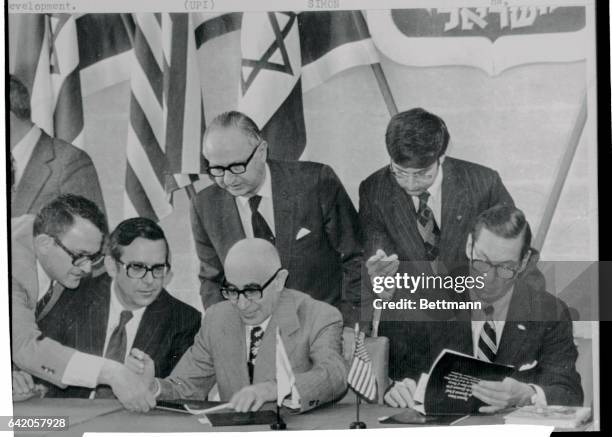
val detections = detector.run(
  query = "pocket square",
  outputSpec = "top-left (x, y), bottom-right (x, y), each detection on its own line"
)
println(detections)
top-left (518, 360), bottom-right (538, 371)
top-left (296, 228), bottom-right (311, 240)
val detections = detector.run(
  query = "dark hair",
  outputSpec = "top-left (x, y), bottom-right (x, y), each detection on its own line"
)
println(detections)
top-left (106, 217), bottom-right (170, 263)
top-left (9, 75), bottom-right (31, 120)
top-left (385, 108), bottom-right (450, 168)
top-left (471, 205), bottom-right (532, 259)
top-left (204, 110), bottom-right (262, 147)
top-left (33, 194), bottom-right (108, 238)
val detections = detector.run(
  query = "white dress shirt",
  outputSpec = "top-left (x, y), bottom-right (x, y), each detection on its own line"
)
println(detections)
top-left (62, 281), bottom-right (145, 391)
top-left (36, 261), bottom-right (52, 302)
top-left (12, 125), bottom-right (41, 186)
top-left (410, 164), bottom-right (443, 226)
top-left (235, 164), bottom-right (275, 238)
top-left (470, 287), bottom-right (547, 406)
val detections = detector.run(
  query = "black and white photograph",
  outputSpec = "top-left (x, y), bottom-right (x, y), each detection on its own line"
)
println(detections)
top-left (3, 0), bottom-right (604, 435)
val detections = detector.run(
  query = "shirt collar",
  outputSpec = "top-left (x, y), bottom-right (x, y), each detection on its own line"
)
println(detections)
top-left (110, 280), bottom-right (147, 317)
top-left (36, 260), bottom-right (52, 297)
top-left (247, 316), bottom-right (271, 333)
top-left (237, 164), bottom-right (272, 206)
top-left (12, 126), bottom-right (42, 183)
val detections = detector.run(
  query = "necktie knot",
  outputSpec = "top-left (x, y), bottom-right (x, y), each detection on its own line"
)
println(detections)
top-left (248, 195), bottom-right (262, 212)
top-left (418, 191), bottom-right (430, 204)
top-left (118, 310), bottom-right (133, 327)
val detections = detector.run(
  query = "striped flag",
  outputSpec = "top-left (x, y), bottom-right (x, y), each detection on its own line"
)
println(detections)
top-left (276, 326), bottom-right (296, 407)
top-left (124, 13), bottom-right (207, 220)
top-left (238, 10), bottom-right (379, 160)
top-left (348, 325), bottom-right (377, 402)
top-left (11, 13), bottom-right (84, 146)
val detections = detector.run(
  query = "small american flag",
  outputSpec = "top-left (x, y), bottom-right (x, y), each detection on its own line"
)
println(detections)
top-left (347, 327), bottom-right (377, 402)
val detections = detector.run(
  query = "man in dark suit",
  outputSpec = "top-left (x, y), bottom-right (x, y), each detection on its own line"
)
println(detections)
top-left (144, 238), bottom-right (347, 413)
top-left (190, 111), bottom-right (362, 323)
top-left (11, 195), bottom-right (155, 411)
top-left (38, 217), bottom-right (201, 398)
top-left (359, 108), bottom-right (515, 342)
top-left (9, 74), bottom-right (106, 216)
top-left (383, 205), bottom-right (583, 411)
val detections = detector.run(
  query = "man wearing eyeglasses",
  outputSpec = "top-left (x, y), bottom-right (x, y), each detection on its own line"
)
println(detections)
top-left (190, 110), bottom-right (362, 324)
top-left (11, 195), bottom-right (158, 411)
top-left (383, 205), bottom-right (583, 411)
top-left (37, 217), bottom-right (201, 401)
top-left (144, 238), bottom-right (347, 413)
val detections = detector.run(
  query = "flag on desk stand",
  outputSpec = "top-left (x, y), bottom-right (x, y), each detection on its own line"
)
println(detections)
top-left (347, 323), bottom-right (377, 429)
top-left (273, 326), bottom-right (293, 430)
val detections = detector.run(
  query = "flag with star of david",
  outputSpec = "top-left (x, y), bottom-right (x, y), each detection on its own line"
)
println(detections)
top-left (238, 11), bottom-right (380, 161)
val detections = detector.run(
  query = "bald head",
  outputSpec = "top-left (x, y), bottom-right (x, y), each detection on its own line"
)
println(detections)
top-left (224, 238), bottom-right (287, 325)
top-left (225, 238), bottom-right (281, 285)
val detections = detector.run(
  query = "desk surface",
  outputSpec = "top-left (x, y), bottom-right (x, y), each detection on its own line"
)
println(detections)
top-left (14, 398), bottom-right (509, 436)
top-left (15, 399), bottom-right (593, 436)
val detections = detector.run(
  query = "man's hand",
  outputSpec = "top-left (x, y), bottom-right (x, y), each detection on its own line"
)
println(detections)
top-left (472, 377), bottom-right (535, 413)
top-left (12, 370), bottom-right (47, 402)
top-left (229, 382), bottom-right (276, 412)
top-left (99, 360), bottom-right (156, 413)
top-left (383, 378), bottom-right (417, 408)
top-left (126, 348), bottom-right (155, 382)
top-left (366, 249), bottom-right (399, 301)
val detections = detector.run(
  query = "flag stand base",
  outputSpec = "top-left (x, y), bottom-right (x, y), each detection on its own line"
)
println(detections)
top-left (270, 422), bottom-right (287, 430)
top-left (349, 421), bottom-right (367, 429)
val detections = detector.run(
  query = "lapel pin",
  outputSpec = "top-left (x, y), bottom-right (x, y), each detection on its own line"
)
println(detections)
top-left (517, 324), bottom-right (526, 330)
top-left (457, 215), bottom-right (462, 221)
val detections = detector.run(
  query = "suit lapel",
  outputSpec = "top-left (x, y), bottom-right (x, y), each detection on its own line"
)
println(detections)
top-left (380, 169), bottom-right (427, 261)
top-left (219, 309), bottom-right (250, 392)
top-left (133, 291), bottom-right (169, 354)
top-left (36, 282), bottom-right (65, 321)
top-left (496, 283), bottom-right (532, 365)
top-left (253, 291), bottom-right (300, 383)
top-left (439, 159), bottom-right (470, 262)
top-left (85, 279), bottom-right (111, 356)
top-left (269, 161), bottom-right (295, 262)
top-left (216, 190), bottom-right (246, 258)
top-left (14, 133), bottom-right (53, 215)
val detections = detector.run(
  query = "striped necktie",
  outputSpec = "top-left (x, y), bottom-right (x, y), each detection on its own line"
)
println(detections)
top-left (416, 191), bottom-right (440, 261)
top-left (248, 326), bottom-right (264, 383)
top-left (35, 282), bottom-right (59, 321)
top-left (477, 306), bottom-right (497, 362)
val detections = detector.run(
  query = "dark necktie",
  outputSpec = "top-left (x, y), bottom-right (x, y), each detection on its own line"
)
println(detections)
top-left (416, 191), bottom-right (440, 261)
top-left (35, 282), bottom-right (59, 321)
top-left (477, 306), bottom-right (497, 362)
top-left (104, 310), bottom-right (134, 364)
top-left (95, 310), bottom-right (134, 399)
top-left (248, 195), bottom-right (275, 244)
top-left (247, 326), bottom-right (264, 383)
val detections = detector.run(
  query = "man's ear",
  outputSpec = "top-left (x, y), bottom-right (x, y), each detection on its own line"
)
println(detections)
top-left (465, 233), bottom-right (474, 260)
top-left (104, 255), bottom-right (118, 279)
top-left (275, 269), bottom-right (289, 290)
top-left (162, 270), bottom-right (174, 288)
top-left (519, 248), bottom-right (532, 272)
top-left (34, 234), bottom-right (53, 256)
top-left (259, 140), bottom-right (269, 161)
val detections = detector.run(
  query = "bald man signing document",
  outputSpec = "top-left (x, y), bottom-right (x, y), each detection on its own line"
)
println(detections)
top-left (136, 238), bottom-right (347, 413)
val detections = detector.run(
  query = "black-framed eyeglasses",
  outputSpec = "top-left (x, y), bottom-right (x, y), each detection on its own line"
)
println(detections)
top-left (470, 247), bottom-right (519, 280)
top-left (389, 159), bottom-right (440, 182)
top-left (115, 259), bottom-right (171, 279)
top-left (221, 267), bottom-right (282, 301)
top-left (206, 141), bottom-right (262, 177)
top-left (53, 237), bottom-right (104, 268)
